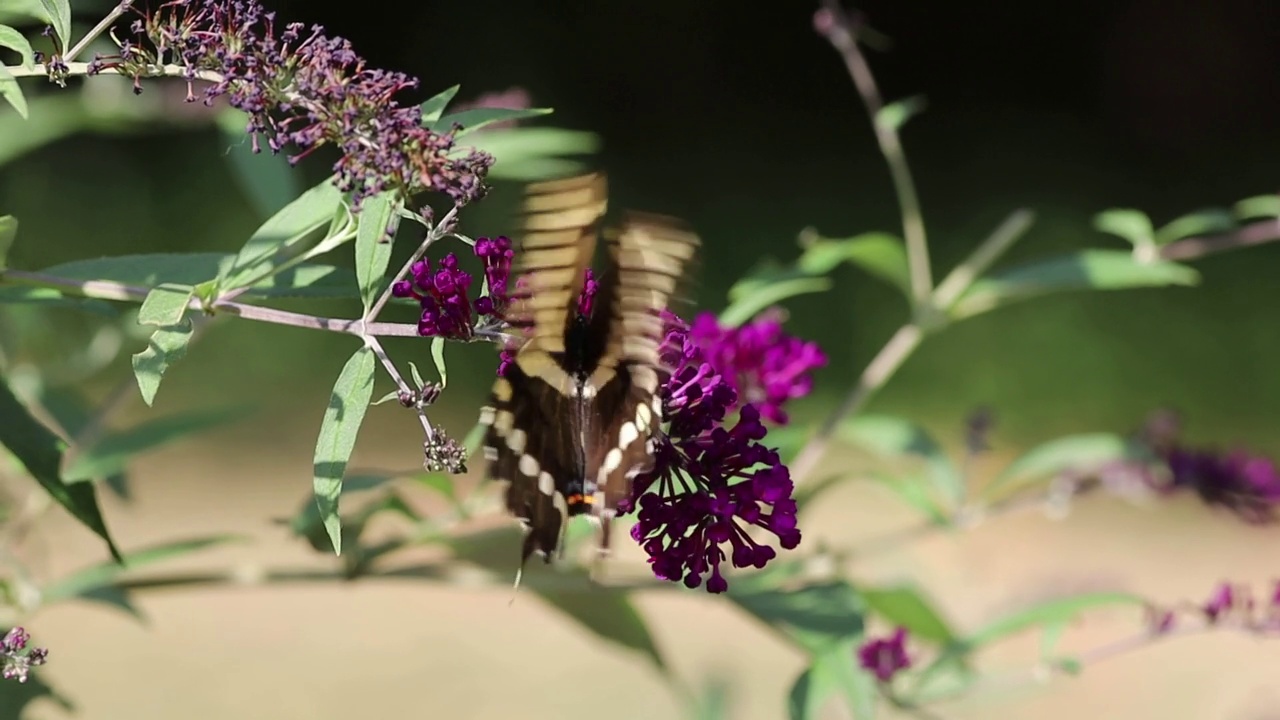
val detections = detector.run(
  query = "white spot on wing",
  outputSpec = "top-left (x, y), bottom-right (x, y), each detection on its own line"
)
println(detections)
top-left (518, 454), bottom-right (539, 477)
top-left (618, 421), bottom-right (639, 449)
top-left (636, 402), bottom-right (652, 431)
top-left (483, 447), bottom-right (499, 461)
top-left (508, 428), bottom-right (527, 454)
top-left (538, 472), bottom-right (554, 495)
top-left (479, 406), bottom-right (496, 425)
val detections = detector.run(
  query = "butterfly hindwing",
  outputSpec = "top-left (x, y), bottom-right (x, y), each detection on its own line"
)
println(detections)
top-left (479, 174), bottom-right (700, 566)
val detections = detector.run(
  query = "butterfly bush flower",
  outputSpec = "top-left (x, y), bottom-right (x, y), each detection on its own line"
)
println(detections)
top-left (620, 310), bottom-right (822, 593)
top-left (395, 237), bottom-right (515, 340)
top-left (1, 628), bottom-right (48, 684)
top-left (1158, 446), bottom-right (1280, 524)
top-left (689, 309), bottom-right (828, 424)
top-left (858, 627), bottom-right (911, 682)
top-left (87, 0), bottom-right (493, 210)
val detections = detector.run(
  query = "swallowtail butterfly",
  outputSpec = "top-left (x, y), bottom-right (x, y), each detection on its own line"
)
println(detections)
top-left (478, 173), bottom-right (700, 567)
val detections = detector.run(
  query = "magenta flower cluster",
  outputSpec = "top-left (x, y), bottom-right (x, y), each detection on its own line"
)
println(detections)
top-left (1149, 580), bottom-right (1280, 635)
top-left (1, 628), bottom-right (48, 684)
top-left (392, 237), bottom-right (513, 340)
top-left (88, 0), bottom-right (493, 210)
top-left (1159, 445), bottom-right (1280, 524)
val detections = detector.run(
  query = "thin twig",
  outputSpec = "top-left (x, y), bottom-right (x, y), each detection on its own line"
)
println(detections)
top-left (366, 204), bottom-right (460, 322)
top-left (62, 1), bottom-right (134, 63)
top-left (1158, 216), bottom-right (1280, 261)
top-left (815, 1), bottom-right (932, 306)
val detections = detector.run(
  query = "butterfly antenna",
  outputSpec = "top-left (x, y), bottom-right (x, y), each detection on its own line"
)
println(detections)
top-left (509, 564), bottom-right (524, 607)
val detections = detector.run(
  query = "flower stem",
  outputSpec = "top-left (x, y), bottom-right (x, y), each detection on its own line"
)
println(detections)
top-left (62, 1), bottom-right (134, 63)
top-left (1159, 216), bottom-right (1280, 261)
top-left (367, 204), bottom-right (459, 322)
top-left (816, 0), bottom-right (932, 307)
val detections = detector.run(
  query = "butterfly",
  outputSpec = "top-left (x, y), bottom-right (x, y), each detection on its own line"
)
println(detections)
top-left (477, 172), bottom-right (700, 568)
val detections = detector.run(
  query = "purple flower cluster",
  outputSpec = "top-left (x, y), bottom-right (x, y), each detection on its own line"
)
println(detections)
top-left (1, 628), bottom-right (48, 684)
top-left (621, 311), bottom-right (820, 593)
top-left (393, 237), bottom-right (513, 340)
top-left (1149, 580), bottom-right (1280, 634)
top-left (1158, 445), bottom-right (1280, 524)
top-left (689, 309), bottom-right (827, 424)
top-left (858, 627), bottom-right (911, 682)
top-left (88, 0), bottom-right (493, 209)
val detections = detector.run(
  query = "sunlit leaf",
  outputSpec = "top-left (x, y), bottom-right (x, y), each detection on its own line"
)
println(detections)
top-left (216, 108), bottom-right (300, 218)
top-left (798, 231), bottom-right (910, 297)
top-left (419, 85), bottom-right (460, 124)
top-left (41, 253), bottom-right (359, 300)
top-left (0, 374), bottom-right (121, 560)
top-left (1153, 208), bottom-right (1236, 246)
top-left (721, 263), bottom-right (831, 328)
top-left (467, 127), bottom-right (601, 181)
top-left (312, 345), bottom-right (377, 554)
top-left (63, 406), bottom-right (249, 482)
top-left (35, 0), bottom-right (68, 47)
top-left (1092, 208), bottom-right (1153, 247)
top-left (966, 592), bottom-right (1146, 648)
top-left (41, 535), bottom-right (243, 605)
top-left (0, 63), bottom-right (27, 119)
top-left (34, 386), bottom-right (130, 498)
top-left (981, 432), bottom-right (1130, 499)
top-left (1234, 194), bottom-right (1280, 220)
top-left (0, 286), bottom-right (116, 314)
top-left (789, 640), bottom-right (877, 720)
top-left (875, 95), bottom-right (926, 132)
top-left (0, 24), bottom-right (35, 68)
top-left (432, 107), bottom-right (553, 136)
top-left (860, 584), bottom-right (956, 644)
top-left (728, 577), bottom-right (865, 654)
top-left (430, 336), bottom-right (447, 387)
top-left (950, 250), bottom-right (1199, 319)
top-left (131, 320), bottom-right (193, 407)
top-left (219, 179), bottom-right (345, 291)
top-left (136, 283), bottom-right (193, 326)
top-left (289, 473), bottom-right (397, 551)
top-left (354, 191), bottom-right (398, 312)
top-left (840, 415), bottom-right (961, 510)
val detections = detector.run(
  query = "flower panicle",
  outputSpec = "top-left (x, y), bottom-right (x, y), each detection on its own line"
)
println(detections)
top-left (1, 628), bottom-right (48, 684)
top-left (85, 0), bottom-right (493, 210)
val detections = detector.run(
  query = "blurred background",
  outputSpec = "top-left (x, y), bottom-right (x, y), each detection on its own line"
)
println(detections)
top-left (1, 0), bottom-right (1280, 717)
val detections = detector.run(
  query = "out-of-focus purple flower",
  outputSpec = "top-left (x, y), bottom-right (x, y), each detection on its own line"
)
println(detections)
top-left (688, 309), bottom-right (827, 425)
top-left (1202, 582), bottom-right (1237, 623)
top-left (1159, 446), bottom-right (1280, 524)
top-left (858, 627), bottom-right (911, 682)
top-left (621, 312), bottom-right (803, 593)
top-left (89, 0), bottom-right (493, 210)
top-left (1, 628), bottom-right (48, 684)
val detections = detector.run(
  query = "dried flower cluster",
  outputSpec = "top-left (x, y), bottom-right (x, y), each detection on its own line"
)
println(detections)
top-left (1, 628), bottom-right (48, 684)
top-left (86, 0), bottom-right (493, 210)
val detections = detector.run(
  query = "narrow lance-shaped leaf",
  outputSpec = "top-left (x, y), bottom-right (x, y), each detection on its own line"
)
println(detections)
top-left (1153, 208), bottom-right (1237, 246)
top-left (62, 406), bottom-right (251, 482)
top-left (0, 214), bottom-right (16, 269)
top-left (418, 84), bottom-right (460, 124)
top-left (0, 25), bottom-right (36, 68)
top-left (436, 107), bottom-right (554, 137)
top-left (840, 415), bottom-right (962, 510)
top-left (136, 283), bottom-right (193, 326)
top-left (0, 63), bottom-right (27, 119)
top-left (721, 263), bottom-right (832, 328)
top-left (980, 432), bottom-right (1131, 500)
top-left (1092, 208), bottom-right (1154, 247)
top-left (354, 190), bottom-right (398, 312)
top-left (1234, 194), bottom-right (1280, 220)
top-left (218, 178), bottom-right (345, 292)
top-left (132, 320), bottom-right (193, 406)
top-left (965, 592), bottom-right (1146, 648)
top-left (312, 344), bottom-right (377, 554)
top-left (798, 231), bottom-right (911, 298)
top-left (430, 336), bottom-right (447, 387)
top-left (0, 374), bottom-right (122, 561)
top-left (41, 535), bottom-right (244, 605)
top-left (950, 249), bottom-right (1199, 319)
top-left (36, 0), bottom-right (69, 48)
top-left (875, 95), bottom-right (926, 132)
top-left (860, 584), bottom-right (957, 644)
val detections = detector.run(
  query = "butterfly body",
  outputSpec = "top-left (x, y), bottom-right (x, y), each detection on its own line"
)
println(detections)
top-left (478, 174), bottom-right (699, 566)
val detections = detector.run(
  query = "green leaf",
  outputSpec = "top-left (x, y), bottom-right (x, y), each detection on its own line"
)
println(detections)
top-left (433, 107), bottom-right (553, 136)
top-left (419, 85), bottom-right (460, 124)
top-left (860, 585), bottom-right (956, 644)
top-left (721, 264), bottom-right (832, 328)
top-left (0, 213), bottom-right (15, 270)
top-left (870, 471), bottom-right (948, 526)
top-left (875, 95), bottom-right (926, 132)
top-left (0, 24), bottom-right (34, 68)
top-left (0, 62), bottom-right (28, 119)
top-left (354, 191), bottom-right (398, 312)
top-left (798, 232), bottom-right (911, 297)
top-left (1092, 208), bottom-right (1153, 246)
top-left (218, 179), bottom-right (345, 291)
top-left (41, 535), bottom-right (242, 606)
top-left (728, 577), bottom-right (865, 653)
top-left (62, 406), bottom-right (248, 482)
top-left (536, 585), bottom-right (667, 671)
top-left (288, 473), bottom-right (397, 549)
top-left (35, 0), bottom-right (68, 48)
top-left (1153, 208), bottom-right (1236, 245)
top-left (788, 640), bottom-right (877, 720)
top-left (0, 374), bottom-right (121, 561)
top-left (216, 108), bottom-right (300, 219)
top-left (467, 127), bottom-right (601, 180)
top-left (840, 415), bottom-right (962, 509)
top-left (966, 592), bottom-right (1146, 648)
top-left (1234, 194), bottom-right (1280, 220)
top-left (407, 360), bottom-right (426, 390)
top-left (312, 344), bottom-right (377, 555)
top-left (415, 471), bottom-right (461, 510)
top-left (0, 285), bottom-right (117, 313)
top-left (950, 249), bottom-right (1199, 319)
top-left (0, 665), bottom-right (74, 716)
top-left (981, 432), bottom-right (1130, 499)
top-left (131, 320), bottom-right (193, 406)
top-left (34, 386), bottom-right (129, 498)
top-left (430, 336), bottom-right (447, 388)
top-left (41, 253), bottom-right (359, 300)
top-left (136, 283), bottom-right (193, 326)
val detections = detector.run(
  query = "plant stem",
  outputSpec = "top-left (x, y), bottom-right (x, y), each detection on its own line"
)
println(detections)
top-left (366, 204), bottom-right (460, 322)
top-left (816, 0), bottom-right (932, 307)
top-left (366, 336), bottom-right (436, 443)
top-left (63, 1), bottom-right (134, 63)
top-left (1159, 216), bottom-right (1280, 261)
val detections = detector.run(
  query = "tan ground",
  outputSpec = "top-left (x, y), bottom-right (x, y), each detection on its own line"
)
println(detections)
top-left (10, 410), bottom-right (1280, 720)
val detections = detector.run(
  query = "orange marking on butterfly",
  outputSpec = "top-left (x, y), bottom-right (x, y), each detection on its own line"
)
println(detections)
top-left (566, 493), bottom-right (595, 506)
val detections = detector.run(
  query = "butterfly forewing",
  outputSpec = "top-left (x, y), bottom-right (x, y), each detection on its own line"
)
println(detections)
top-left (479, 174), bottom-right (700, 566)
